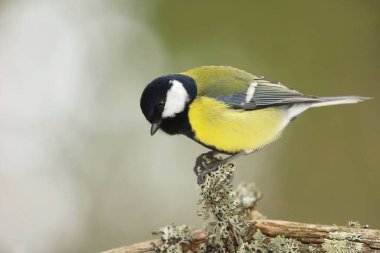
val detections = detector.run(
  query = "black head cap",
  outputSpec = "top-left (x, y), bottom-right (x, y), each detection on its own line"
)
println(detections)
top-left (140, 74), bottom-right (196, 135)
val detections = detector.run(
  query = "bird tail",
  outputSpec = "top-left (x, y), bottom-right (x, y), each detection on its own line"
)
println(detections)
top-left (284, 96), bottom-right (371, 121)
top-left (310, 96), bottom-right (372, 108)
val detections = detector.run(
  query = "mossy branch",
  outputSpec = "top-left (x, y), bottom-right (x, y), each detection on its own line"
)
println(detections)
top-left (100, 220), bottom-right (380, 253)
top-left (100, 155), bottom-right (380, 253)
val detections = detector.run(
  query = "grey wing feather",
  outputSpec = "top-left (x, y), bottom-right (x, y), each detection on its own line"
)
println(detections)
top-left (216, 77), bottom-right (319, 110)
top-left (217, 93), bottom-right (248, 108)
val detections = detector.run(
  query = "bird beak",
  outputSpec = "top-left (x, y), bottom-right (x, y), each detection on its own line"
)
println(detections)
top-left (150, 120), bottom-right (162, 136)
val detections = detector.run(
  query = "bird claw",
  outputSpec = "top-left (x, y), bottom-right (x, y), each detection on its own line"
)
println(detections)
top-left (194, 151), bottom-right (244, 184)
top-left (193, 151), bottom-right (218, 176)
top-left (196, 163), bottom-right (220, 185)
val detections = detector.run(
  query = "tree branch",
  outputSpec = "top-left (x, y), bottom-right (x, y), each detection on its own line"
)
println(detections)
top-left (100, 157), bottom-right (379, 252)
top-left (100, 219), bottom-right (380, 253)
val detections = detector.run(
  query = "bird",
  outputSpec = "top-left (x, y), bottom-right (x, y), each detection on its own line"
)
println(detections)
top-left (140, 66), bottom-right (370, 183)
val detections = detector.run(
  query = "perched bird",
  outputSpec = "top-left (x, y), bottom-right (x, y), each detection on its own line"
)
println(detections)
top-left (140, 66), bottom-right (369, 183)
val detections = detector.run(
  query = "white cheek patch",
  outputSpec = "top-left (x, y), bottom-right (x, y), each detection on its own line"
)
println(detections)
top-left (162, 80), bottom-right (189, 118)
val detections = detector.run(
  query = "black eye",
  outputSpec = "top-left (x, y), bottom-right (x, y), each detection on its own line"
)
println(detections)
top-left (158, 101), bottom-right (165, 111)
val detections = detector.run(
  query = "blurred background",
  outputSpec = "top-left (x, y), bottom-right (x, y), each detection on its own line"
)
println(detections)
top-left (0, 1), bottom-right (379, 252)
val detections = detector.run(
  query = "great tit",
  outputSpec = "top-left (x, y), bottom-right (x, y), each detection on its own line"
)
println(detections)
top-left (140, 66), bottom-right (369, 182)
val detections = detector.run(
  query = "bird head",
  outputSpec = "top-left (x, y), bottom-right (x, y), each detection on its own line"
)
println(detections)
top-left (140, 74), bottom-right (197, 135)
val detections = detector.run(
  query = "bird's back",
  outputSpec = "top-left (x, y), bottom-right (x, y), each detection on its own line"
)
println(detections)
top-left (182, 66), bottom-right (256, 96)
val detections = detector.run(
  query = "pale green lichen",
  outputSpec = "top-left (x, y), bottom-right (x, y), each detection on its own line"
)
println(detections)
top-left (329, 231), bottom-right (362, 241)
top-left (154, 155), bottom-right (306, 252)
top-left (321, 231), bottom-right (364, 253)
top-left (153, 224), bottom-right (194, 253)
top-left (308, 245), bottom-right (317, 252)
top-left (237, 230), bottom-right (301, 253)
top-left (238, 229), bottom-right (268, 253)
top-left (268, 235), bottom-right (300, 253)
top-left (322, 239), bottom-right (363, 253)
top-left (196, 155), bottom-right (248, 252)
top-left (232, 182), bottom-right (263, 209)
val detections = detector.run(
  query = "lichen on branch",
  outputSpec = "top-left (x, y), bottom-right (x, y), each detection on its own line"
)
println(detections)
top-left (100, 156), bottom-right (380, 253)
top-left (196, 155), bottom-right (248, 252)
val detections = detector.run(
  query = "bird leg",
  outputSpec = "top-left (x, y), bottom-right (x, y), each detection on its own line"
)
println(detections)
top-left (197, 151), bottom-right (246, 185)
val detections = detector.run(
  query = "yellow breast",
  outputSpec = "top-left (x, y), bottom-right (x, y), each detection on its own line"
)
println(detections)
top-left (188, 96), bottom-right (286, 153)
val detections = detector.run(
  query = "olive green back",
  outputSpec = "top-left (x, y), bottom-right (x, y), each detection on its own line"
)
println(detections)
top-left (182, 66), bottom-right (256, 96)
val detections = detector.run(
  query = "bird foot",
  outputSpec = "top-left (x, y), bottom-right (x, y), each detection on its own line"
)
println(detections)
top-left (197, 163), bottom-right (221, 184)
top-left (194, 151), bottom-right (224, 184)
top-left (193, 151), bottom-right (219, 176)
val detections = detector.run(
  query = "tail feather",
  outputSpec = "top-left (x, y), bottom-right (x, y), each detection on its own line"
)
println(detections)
top-left (310, 96), bottom-right (372, 108)
top-left (284, 96), bottom-right (371, 123)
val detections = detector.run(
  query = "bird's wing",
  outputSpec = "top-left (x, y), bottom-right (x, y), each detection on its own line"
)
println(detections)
top-left (214, 77), bottom-right (319, 110)
top-left (182, 66), bottom-right (319, 110)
